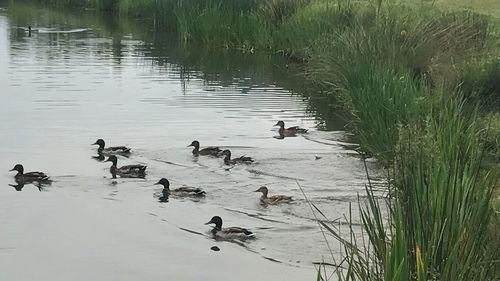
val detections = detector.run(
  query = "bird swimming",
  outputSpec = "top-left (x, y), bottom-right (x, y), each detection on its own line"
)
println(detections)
top-left (220, 150), bottom-right (254, 165)
top-left (188, 140), bottom-right (222, 157)
top-left (92, 139), bottom-right (131, 156)
top-left (274, 120), bottom-right (308, 137)
top-left (105, 155), bottom-right (146, 179)
top-left (254, 186), bottom-right (293, 204)
top-left (205, 216), bottom-right (254, 239)
top-left (155, 178), bottom-right (205, 197)
top-left (9, 164), bottom-right (52, 185)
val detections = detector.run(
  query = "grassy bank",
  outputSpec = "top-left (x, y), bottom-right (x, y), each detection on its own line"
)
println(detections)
top-left (13, 0), bottom-right (500, 280)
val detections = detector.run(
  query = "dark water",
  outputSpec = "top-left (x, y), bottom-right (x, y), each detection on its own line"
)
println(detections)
top-left (0, 3), bottom-right (382, 281)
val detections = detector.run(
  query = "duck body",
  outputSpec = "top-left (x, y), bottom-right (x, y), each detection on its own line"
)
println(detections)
top-left (221, 150), bottom-right (254, 165)
top-left (188, 140), bottom-right (222, 157)
top-left (205, 216), bottom-right (254, 240)
top-left (155, 178), bottom-right (205, 197)
top-left (106, 156), bottom-right (146, 179)
top-left (9, 164), bottom-right (52, 185)
top-left (255, 186), bottom-right (293, 205)
top-left (93, 139), bottom-right (131, 156)
top-left (274, 121), bottom-right (308, 137)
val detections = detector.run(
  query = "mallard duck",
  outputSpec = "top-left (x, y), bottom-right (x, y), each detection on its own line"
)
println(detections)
top-left (92, 139), bottom-right (131, 156)
top-left (105, 155), bottom-right (146, 179)
top-left (274, 120), bottom-right (308, 137)
top-left (9, 164), bottom-right (51, 184)
top-left (205, 216), bottom-right (254, 239)
top-left (188, 140), bottom-right (222, 157)
top-left (155, 178), bottom-right (205, 197)
top-left (221, 150), bottom-right (254, 165)
top-left (254, 186), bottom-right (293, 204)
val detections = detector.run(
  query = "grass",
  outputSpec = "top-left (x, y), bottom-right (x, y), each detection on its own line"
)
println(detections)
top-left (9, 0), bottom-right (500, 280)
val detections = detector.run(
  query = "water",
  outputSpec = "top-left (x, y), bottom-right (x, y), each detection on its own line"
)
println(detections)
top-left (0, 3), bottom-right (381, 280)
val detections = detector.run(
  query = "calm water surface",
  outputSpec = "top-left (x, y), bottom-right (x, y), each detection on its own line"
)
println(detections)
top-left (0, 4), bottom-right (381, 281)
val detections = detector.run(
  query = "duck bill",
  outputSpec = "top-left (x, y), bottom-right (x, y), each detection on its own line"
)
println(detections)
top-left (8, 168), bottom-right (15, 171)
top-left (91, 142), bottom-right (98, 145)
top-left (154, 181), bottom-right (161, 185)
top-left (273, 122), bottom-right (279, 126)
top-left (253, 189), bottom-right (261, 192)
top-left (187, 144), bottom-right (193, 147)
top-left (204, 221), bottom-right (213, 225)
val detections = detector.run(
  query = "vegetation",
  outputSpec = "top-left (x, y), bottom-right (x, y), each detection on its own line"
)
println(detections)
top-left (9, 0), bottom-right (500, 280)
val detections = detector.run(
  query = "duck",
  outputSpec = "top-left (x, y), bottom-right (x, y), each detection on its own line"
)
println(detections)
top-left (221, 150), bottom-right (254, 165)
top-left (205, 216), bottom-right (254, 239)
top-left (274, 120), bottom-right (308, 137)
top-left (254, 186), bottom-right (293, 204)
top-left (105, 155), bottom-right (146, 179)
top-left (155, 178), bottom-right (205, 197)
top-left (9, 164), bottom-right (52, 185)
top-left (188, 140), bottom-right (222, 157)
top-left (92, 139), bottom-right (131, 156)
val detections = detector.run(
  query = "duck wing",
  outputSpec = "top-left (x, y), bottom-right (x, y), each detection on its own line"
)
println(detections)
top-left (267, 195), bottom-right (293, 204)
top-left (108, 146), bottom-right (131, 153)
top-left (117, 165), bottom-right (147, 177)
top-left (199, 147), bottom-right (222, 156)
top-left (286, 126), bottom-right (308, 133)
top-left (23, 171), bottom-right (51, 182)
top-left (173, 186), bottom-right (206, 196)
top-left (234, 156), bottom-right (254, 164)
top-left (223, 227), bottom-right (254, 236)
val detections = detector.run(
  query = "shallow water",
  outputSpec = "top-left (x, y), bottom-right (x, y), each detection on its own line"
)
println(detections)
top-left (0, 4), bottom-right (382, 281)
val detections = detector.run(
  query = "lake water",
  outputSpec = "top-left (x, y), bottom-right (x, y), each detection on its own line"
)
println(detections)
top-left (0, 3), bottom-right (381, 281)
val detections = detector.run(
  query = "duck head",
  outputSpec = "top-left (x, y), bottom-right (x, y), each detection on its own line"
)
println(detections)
top-left (9, 164), bottom-right (24, 175)
top-left (93, 139), bottom-right (105, 149)
top-left (205, 216), bottom-right (223, 230)
top-left (155, 178), bottom-right (170, 189)
top-left (274, 121), bottom-right (285, 128)
top-left (254, 186), bottom-right (269, 196)
top-left (188, 140), bottom-right (200, 149)
top-left (105, 155), bottom-right (118, 166)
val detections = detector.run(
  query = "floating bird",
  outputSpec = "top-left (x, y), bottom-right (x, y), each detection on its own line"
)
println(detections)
top-left (274, 120), bottom-right (308, 137)
top-left (221, 150), bottom-right (254, 165)
top-left (105, 155), bottom-right (146, 179)
top-left (155, 178), bottom-right (205, 197)
top-left (92, 139), bottom-right (131, 156)
top-left (188, 140), bottom-right (222, 157)
top-left (205, 216), bottom-right (254, 239)
top-left (9, 164), bottom-right (51, 185)
top-left (254, 186), bottom-right (293, 205)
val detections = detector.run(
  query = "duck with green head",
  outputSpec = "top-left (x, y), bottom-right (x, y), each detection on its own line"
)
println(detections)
top-left (105, 155), bottom-right (146, 179)
top-left (188, 140), bottom-right (222, 157)
top-left (221, 150), bottom-right (254, 165)
top-left (92, 139), bottom-right (131, 157)
top-left (155, 178), bottom-right (205, 198)
top-left (205, 216), bottom-right (254, 239)
top-left (9, 164), bottom-right (52, 185)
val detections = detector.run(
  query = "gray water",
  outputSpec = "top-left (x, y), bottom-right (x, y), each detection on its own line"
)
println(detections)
top-left (0, 4), bottom-right (381, 281)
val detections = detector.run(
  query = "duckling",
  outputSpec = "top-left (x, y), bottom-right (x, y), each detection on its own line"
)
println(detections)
top-left (105, 155), bottom-right (146, 179)
top-left (205, 216), bottom-right (254, 239)
top-left (188, 140), bottom-right (222, 157)
top-left (254, 186), bottom-right (293, 204)
top-left (155, 178), bottom-right (205, 197)
top-left (92, 139), bottom-right (131, 156)
top-left (9, 164), bottom-right (52, 185)
top-left (221, 150), bottom-right (254, 165)
top-left (274, 120), bottom-right (308, 137)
